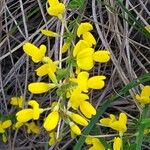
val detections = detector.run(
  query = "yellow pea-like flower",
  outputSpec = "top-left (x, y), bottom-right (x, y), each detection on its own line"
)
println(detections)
top-left (93, 50), bottom-right (110, 63)
top-left (41, 29), bottom-right (59, 37)
top-left (10, 96), bottom-right (23, 108)
top-left (85, 137), bottom-right (105, 150)
top-left (16, 100), bottom-right (42, 123)
top-left (48, 0), bottom-right (59, 6)
top-left (135, 85), bottom-right (150, 104)
top-left (110, 113), bottom-right (127, 133)
top-left (15, 122), bottom-right (24, 128)
top-left (68, 89), bottom-right (89, 110)
top-left (69, 122), bottom-right (81, 135)
top-left (48, 132), bottom-right (62, 145)
top-left (16, 109), bottom-right (34, 123)
top-left (100, 114), bottom-right (116, 126)
top-left (82, 32), bottom-right (96, 46)
top-left (77, 48), bottom-right (94, 70)
top-left (0, 120), bottom-right (12, 133)
top-left (68, 112), bottom-right (88, 126)
top-left (73, 40), bottom-right (90, 57)
top-left (77, 22), bottom-right (93, 37)
top-left (113, 137), bottom-right (122, 150)
top-left (28, 82), bottom-right (56, 94)
top-left (47, 3), bottom-right (65, 18)
top-left (79, 101), bottom-right (96, 118)
top-left (61, 42), bottom-right (70, 53)
top-left (76, 71), bottom-right (89, 92)
top-left (23, 43), bottom-right (46, 63)
top-left (87, 76), bottom-right (106, 89)
top-left (100, 112), bottom-right (127, 134)
top-left (43, 111), bottom-right (59, 131)
top-left (26, 122), bottom-right (40, 134)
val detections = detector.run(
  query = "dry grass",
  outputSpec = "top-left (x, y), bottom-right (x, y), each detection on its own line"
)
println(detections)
top-left (0, 0), bottom-right (150, 149)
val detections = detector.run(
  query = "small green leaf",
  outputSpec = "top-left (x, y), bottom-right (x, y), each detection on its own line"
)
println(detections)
top-left (68, 0), bottom-right (84, 9)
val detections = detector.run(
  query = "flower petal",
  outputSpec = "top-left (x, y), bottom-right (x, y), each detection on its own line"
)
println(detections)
top-left (77, 22), bottom-right (93, 37)
top-left (79, 101), bottom-right (96, 118)
top-left (2, 120), bottom-right (12, 129)
top-left (113, 137), bottom-right (122, 150)
top-left (88, 76), bottom-right (106, 89)
top-left (77, 48), bottom-right (94, 70)
top-left (69, 122), bottom-right (81, 135)
top-left (28, 82), bottom-right (56, 94)
top-left (16, 109), bottom-right (34, 122)
top-left (82, 32), bottom-right (96, 46)
top-left (93, 50), bottom-right (110, 63)
top-left (47, 3), bottom-right (65, 17)
top-left (44, 111), bottom-right (59, 131)
top-left (73, 40), bottom-right (90, 57)
top-left (41, 29), bottom-right (59, 37)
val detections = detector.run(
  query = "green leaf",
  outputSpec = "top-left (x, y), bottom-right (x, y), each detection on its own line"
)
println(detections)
top-left (68, 0), bottom-right (84, 9)
top-left (56, 68), bottom-right (70, 81)
top-left (141, 118), bottom-right (150, 127)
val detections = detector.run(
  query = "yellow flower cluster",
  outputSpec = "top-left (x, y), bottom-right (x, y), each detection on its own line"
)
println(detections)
top-left (8, 0), bottom-right (112, 148)
top-left (73, 23), bottom-right (110, 70)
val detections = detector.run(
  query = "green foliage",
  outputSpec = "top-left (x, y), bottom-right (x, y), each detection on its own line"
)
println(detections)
top-left (68, 0), bottom-right (84, 9)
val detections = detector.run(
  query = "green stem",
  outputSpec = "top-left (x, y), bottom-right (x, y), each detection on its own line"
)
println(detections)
top-left (136, 105), bottom-right (149, 150)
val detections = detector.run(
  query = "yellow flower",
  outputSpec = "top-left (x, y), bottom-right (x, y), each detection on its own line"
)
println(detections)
top-left (16, 100), bottom-right (43, 123)
top-left (70, 71), bottom-right (106, 92)
top-left (14, 122), bottom-right (24, 128)
top-left (87, 76), bottom-right (106, 89)
top-left (26, 122), bottom-right (40, 134)
top-left (43, 111), bottom-right (59, 131)
top-left (100, 113), bottom-right (127, 134)
top-left (135, 85), bottom-right (150, 104)
top-left (82, 32), bottom-right (96, 46)
top-left (61, 42), bottom-right (70, 53)
top-left (68, 89), bottom-right (89, 110)
top-left (111, 112), bottom-right (127, 133)
top-left (73, 71), bottom-right (89, 92)
top-left (69, 122), bottom-right (81, 135)
top-left (10, 96), bottom-right (23, 108)
top-left (28, 82), bottom-right (56, 94)
top-left (113, 137), bottom-right (122, 150)
top-left (73, 40), bottom-right (90, 57)
top-left (48, 132), bottom-right (62, 145)
top-left (0, 120), bottom-right (12, 133)
top-left (41, 29), bottom-right (59, 37)
top-left (35, 58), bottom-right (57, 83)
top-left (68, 112), bottom-right (88, 126)
top-left (93, 50), bottom-right (110, 63)
top-left (76, 48), bottom-right (110, 70)
top-left (85, 137), bottom-right (105, 150)
top-left (79, 101), bottom-right (96, 118)
top-left (47, 3), bottom-right (65, 18)
top-left (77, 22), bottom-right (93, 37)
top-left (100, 114), bottom-right (116, 126)
top-left (48, 0), bottom-right (59, 6)
top-left (77, 48), bottom-right (94, 70)
top-left (23, 42), bottom-right (46, 63)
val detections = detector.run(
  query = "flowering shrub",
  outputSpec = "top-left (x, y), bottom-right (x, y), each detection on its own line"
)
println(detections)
top-left (1, 0), bottom-right (150, 150)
